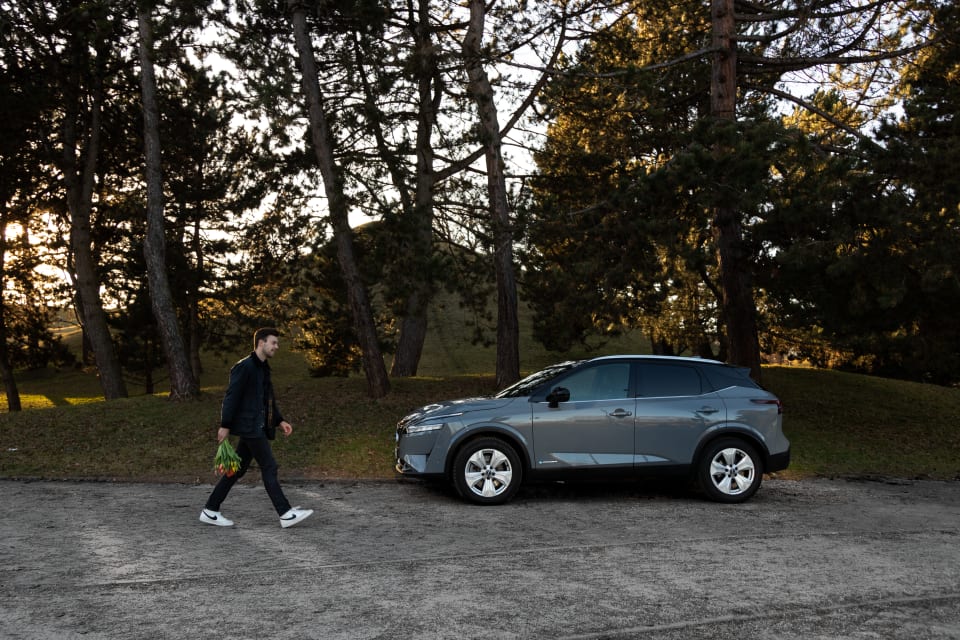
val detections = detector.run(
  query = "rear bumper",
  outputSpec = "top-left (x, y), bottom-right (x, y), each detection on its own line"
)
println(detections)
top-left (767, 447), bottom-right (791, 473)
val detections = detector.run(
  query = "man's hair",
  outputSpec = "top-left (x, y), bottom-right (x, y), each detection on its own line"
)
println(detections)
top-left (254, 327), bottom-right (280, 348)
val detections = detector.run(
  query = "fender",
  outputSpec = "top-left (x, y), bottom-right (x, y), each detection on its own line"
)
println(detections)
top-left (693, 424), bottom-right (771, 468)
top-left (445, 422), bottom-right (533, 478)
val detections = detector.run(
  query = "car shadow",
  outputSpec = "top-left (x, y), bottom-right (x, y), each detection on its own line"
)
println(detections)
top-left (408, 477), bottom-right (698, 504)
top-left (516, 478), bottom-right (697, 502)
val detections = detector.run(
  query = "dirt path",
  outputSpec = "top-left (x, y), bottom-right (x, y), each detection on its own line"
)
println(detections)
top-left (1, 477), bottom-right (958, 639)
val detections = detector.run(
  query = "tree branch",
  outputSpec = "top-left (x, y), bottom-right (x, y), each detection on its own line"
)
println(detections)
top-left (745, 82), bottom-right (881, 149)
top-left (739, 38), bottom-right (935, 71)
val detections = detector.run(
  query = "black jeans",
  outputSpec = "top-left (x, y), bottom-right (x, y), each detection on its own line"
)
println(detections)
top-left (205, 437), bottom-right (292, 516)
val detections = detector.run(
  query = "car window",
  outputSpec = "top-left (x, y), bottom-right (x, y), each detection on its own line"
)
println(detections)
top-left (699, 363), bottom-right (759, 391)
top-left (496, 360), bottom-right (583, 397)
top-left (557, 363), bottom-right (631, 401)
top-left (637, 363), bottom-right (702, 397)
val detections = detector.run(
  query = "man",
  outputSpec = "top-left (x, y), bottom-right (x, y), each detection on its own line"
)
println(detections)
top-left (200, 327), bottom-right (313, 529)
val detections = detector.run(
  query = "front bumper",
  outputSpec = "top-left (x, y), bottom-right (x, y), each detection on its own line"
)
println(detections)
top-left (395, 453), bottom-right (430, 475)
top-left (395, 427), bottom-right (444, 477)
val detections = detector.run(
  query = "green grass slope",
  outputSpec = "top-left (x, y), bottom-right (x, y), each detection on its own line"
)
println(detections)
top-left (1, 304), bottom-right (958, 482)
top-left (763, 366), bottom-right (960, 479)
top-left (2, 360), bottom-right (958, 483)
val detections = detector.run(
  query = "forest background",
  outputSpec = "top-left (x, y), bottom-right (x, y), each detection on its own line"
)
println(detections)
top-left (1, 0), bottom-right (959, 417)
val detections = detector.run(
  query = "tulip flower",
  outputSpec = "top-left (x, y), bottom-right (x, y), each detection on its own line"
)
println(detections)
top-left (214, 440), bottom-right (241, 477)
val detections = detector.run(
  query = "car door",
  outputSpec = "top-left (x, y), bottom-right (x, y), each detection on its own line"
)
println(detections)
top-left (531, 361), bottom-right (635, 471)
top-left (633, 362), bottom-right (726, 467)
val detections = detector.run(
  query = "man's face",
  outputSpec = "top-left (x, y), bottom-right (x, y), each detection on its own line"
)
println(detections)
top-left (258, 335), bottom-right (280, 359)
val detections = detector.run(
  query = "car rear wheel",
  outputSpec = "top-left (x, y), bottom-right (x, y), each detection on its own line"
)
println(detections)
top-left (697, 438), bottom-right (763, 503)
top-left (452, 437), bottom-right (523, 505)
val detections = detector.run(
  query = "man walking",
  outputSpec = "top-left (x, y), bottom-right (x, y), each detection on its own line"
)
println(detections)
top-left (200, 327), bottom-right (313, 529)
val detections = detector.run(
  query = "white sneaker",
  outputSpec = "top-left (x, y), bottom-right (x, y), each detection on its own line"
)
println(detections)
top-left (279, 506), bottom-right (314, 529)
top-left (199, 508), bottom-right (234, 527)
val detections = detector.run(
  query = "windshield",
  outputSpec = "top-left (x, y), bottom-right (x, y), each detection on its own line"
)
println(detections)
top-left (495, 360), bottom-right (583, 398)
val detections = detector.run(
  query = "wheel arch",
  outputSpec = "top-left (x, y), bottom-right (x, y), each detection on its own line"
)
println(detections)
top-left (692, 427), bottom-right (771, 474)
top-left (445, 426), bottom-right (531, 480)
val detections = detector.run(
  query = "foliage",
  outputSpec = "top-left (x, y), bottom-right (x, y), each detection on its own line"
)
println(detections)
top-left (1, 0), bottom-right (958, 396)
top-left (867, 2), bottom-right (960, 383)
top-left (525, 0), bottom-right (958, 384)
top-left (290, 223), bottom-right (392, 378)
top-left (524, 5), bottom-right (757, 358)
top-left (3, 303), bottom-right (75, 370)
top-left (759, 5), bottom-right (960, 384)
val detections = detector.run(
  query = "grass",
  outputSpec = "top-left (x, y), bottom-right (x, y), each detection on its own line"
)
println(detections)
top-left (0, 372), bottom-right (496, 483)
top-left (762, 366), bottom-right (960, 480)
top-left (1, 303), bottom-right (959, 483)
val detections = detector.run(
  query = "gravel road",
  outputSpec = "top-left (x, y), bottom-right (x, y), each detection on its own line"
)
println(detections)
top-left (1, 476), bottom-right (958, 639)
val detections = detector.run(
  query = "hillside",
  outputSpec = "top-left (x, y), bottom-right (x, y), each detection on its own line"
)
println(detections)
top-left (1, 302), bottom-right (958, 482)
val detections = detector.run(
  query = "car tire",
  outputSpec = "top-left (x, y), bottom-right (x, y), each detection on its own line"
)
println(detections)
top-left (697, 438), bottom-right (763, 503)
top-left (452, 437), bottom-right (523, 505)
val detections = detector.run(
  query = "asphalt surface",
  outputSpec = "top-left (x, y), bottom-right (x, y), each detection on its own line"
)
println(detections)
top-left (1, 476), bottom-right (959, 639)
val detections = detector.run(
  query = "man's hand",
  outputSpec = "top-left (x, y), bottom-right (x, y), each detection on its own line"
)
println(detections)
top-left (217, 427), bottom-right (230, 443)
top-left (280, 421), bottom-right (293, 437)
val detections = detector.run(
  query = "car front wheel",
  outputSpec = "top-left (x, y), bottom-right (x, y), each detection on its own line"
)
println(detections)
top-left (697, 438), bottom-right (763, 503)
top-left (452, 437), bottom-right (523, 505)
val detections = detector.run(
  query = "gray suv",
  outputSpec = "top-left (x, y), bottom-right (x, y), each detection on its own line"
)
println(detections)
top-left (395, 355), bottom-right (789, 505)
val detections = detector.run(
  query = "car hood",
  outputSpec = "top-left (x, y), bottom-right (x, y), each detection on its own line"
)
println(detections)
top-left (400, 396), bottom-right (515, 426)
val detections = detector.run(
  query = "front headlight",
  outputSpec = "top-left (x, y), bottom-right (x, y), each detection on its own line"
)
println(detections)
top-left (400, 411), bottom-right (462, 435)
top-left (406, 423), bottom-right (445, 434)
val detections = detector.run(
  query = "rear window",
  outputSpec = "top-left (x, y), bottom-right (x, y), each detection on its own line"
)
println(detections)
top-left (700, 364), bottom-right (759, 391)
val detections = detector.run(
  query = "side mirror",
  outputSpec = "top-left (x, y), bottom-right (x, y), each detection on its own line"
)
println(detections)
top-left (546, 387), bottom-right (570, 408)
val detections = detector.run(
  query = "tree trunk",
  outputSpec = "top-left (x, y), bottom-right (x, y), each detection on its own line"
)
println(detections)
top-left (0, 345), bottom-right (20, 412)
top-left (0, 214), bottom-right (22, 411)
top-left (137, 6), bottom-right (199, 401)
top-left (60, 58), bottom-right (128, 400)
top-left (188, 218), bottom-right (204, 380)
top-left (463, 0), bottom-right (521, 389)
top-left (391, 291), bottom-right (429, 377)
top-left (710, 0), bottom-right (762, 381)
top-left (288, 1), bottom-right (390, 399)
top-left (391, 1), bottom-right (439, 378)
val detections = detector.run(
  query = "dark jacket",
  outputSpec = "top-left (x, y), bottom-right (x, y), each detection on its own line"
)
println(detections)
top-left (220, 352), bottom-right (284, 439)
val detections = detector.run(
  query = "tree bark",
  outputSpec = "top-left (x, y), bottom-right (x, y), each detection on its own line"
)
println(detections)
top-left (137, 6), bottom-right (200, 401)
top-left (188, 217), bottom-right (204, 380)
top-left (463, 0), bottom-right (521, 389)
top-left (0, 212), bottom-right (22, 411)
top-left (288, 1), bottom-right (390, 398)
top-left (0, 343), bottom-right (20, 412)
top-left (60, 51), bottom-right (128, 400)
top-left (390, 0), bottom-right (439, 378)
top-left (710, 0), bottom-right (762, 381)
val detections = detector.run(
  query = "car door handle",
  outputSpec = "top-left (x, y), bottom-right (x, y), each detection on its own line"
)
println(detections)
top-left (696, 406), bottom-right (720, 415)
top-left (608, 409), bottom-right (633, 418)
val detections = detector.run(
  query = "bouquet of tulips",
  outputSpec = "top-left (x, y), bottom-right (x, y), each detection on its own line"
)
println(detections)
top-left (214, 439), bottom-right (241, 477)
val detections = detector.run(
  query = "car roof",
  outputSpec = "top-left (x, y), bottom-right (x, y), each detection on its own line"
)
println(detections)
top-left (585, 354), bottom-right (726, 366)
